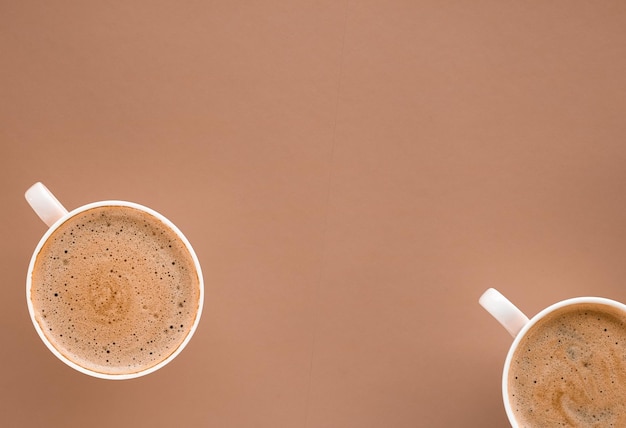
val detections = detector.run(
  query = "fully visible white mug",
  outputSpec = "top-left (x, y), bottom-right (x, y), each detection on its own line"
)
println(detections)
top-left (25, 182), bottom-right (204, 380)
top-left (480, 288), bottom-right (626, 427)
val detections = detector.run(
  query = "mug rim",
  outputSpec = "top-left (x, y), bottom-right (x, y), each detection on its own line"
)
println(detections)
top-left (501, 296), bottom-right (626, 427)
top-left (26, 200), bottom-right (204, 380)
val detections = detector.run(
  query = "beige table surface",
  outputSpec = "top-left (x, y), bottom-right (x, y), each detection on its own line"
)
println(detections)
top-left (3, 1), bottom-right (626, 427)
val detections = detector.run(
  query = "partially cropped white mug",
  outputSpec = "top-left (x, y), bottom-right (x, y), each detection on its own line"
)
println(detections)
top-left (479, 288), bottom-right (626, 427)
top-left (25, 182), bottom-right (204, 380)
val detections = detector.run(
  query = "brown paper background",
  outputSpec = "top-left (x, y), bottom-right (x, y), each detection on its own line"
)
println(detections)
top-left (3, 1), bottom-right (626, 426)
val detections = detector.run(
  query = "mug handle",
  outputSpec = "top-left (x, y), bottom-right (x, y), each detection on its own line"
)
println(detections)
top-left (25, 182), bottom-right (69, 227)
top-left (479, 288), bottom-right (530, 337)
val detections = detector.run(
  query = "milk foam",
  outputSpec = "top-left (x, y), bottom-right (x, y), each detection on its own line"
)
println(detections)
top-left (30, 206), bottom-right (200, 375)
top-left (508, 303), bottom-right (626, 427)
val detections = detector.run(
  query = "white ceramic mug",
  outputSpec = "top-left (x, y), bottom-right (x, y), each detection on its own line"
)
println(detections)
top-left (25, 182), bottom-right (204, 380)
top-left (479, 288), bottom-right (626, 427)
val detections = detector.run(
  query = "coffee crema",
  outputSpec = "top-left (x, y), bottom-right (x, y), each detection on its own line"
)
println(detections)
top-left (508, 303), bottom-right (626, 427)
top-left (30, 205), bottom-right (200, 375)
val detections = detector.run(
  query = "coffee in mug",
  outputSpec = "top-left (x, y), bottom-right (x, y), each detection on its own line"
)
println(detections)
top-left (480, 288), bottom-right (626, 427)
top-left (25, 183), bottom-right (204, 379)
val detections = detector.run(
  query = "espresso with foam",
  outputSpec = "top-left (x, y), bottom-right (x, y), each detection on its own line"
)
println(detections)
top-left (508, 303), bottom-right (626, 427)
top-left (30, 206), bottom-right (200, 375)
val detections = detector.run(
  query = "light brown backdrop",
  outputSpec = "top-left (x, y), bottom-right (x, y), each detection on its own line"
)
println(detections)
top-left (2, 1), bottom-right (626, 427)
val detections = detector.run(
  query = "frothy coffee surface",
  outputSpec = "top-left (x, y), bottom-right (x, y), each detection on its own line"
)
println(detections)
top-left (508, 303), bottom-right (626, 427)
top-left (30, 206), bottom-right (200, 375)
